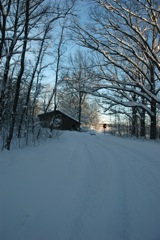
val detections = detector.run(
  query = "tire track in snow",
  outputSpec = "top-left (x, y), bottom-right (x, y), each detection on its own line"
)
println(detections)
top-left (68, 143), bottom-right (99, 240)
top-left (85, 136), bottom-right (131, 240)
top-left (68, 134), bottom-right (131, 240)
top-left (87, 135), bottom-right (160, 240)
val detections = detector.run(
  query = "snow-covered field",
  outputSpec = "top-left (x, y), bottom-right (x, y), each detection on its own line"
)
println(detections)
top-left (0, 131), bottom-right (160, 240)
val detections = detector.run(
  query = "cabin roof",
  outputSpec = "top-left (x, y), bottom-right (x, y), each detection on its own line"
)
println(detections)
top-left (38, 110), bottom-right (80, 124)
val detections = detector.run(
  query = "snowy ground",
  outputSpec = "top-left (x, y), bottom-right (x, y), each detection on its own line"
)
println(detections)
top-left (0, 131), bottom-right (160, 240)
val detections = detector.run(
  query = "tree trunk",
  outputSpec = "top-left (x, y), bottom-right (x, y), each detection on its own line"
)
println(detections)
top-left (150, 100), bottom-right (157, 139)
top-left (149, 62), bottom-right (157, 140)
top-left (131, 106), bottom-right (138, 137)
top-left (140, 109), bottom-right (146, 138)
top-left (17, 25), bottom-right (48, 139)
top-left (5, 0), bottom-right (29, 150)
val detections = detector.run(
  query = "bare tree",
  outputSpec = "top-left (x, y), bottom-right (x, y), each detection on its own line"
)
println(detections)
top-left (71, 0), bottom-right (160, 139)
top-left (59, 50), bottom-right (97, 130)
top-left (44, 21), bottom-right (67, 113)
top-left (0, 0), bottom-right (76, 150)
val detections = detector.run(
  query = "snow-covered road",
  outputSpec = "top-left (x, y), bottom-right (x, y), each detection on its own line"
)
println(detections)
top-left (1, 131), bottom-right (160, 240)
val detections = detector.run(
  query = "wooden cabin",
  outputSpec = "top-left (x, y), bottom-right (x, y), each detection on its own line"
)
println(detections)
top-left (38, 110), bottom-right (80, 131)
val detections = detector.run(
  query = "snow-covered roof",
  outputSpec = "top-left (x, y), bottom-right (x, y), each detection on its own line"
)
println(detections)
top-left (57, 110), bottom-right (81, 123)
top-left (38, 110), bottom-right (81, 124)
